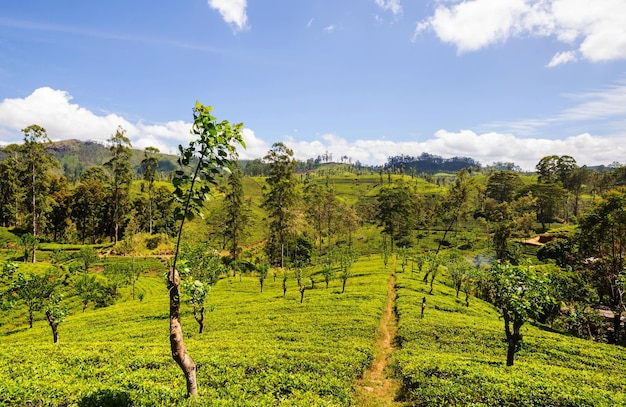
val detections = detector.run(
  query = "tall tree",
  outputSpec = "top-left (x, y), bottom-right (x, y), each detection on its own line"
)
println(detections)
top-left (141, 146), bottom-right (160, 234)
top-left (169, 102), bottom-right (244, 397)
top-left (536, 155), bottom-right (560, 183)
top-left (486, 170), bottom-right (523, 203)
top-left (563, 166), bottom-right (591, 218)
top-left (262, 142), bottom-right (300, 268)
top-left (72, 173), bottom-right (108, 244)
top-left (578, 188), bottom-right (626, 344)
top-left (222, 159), bottom-right (250, 276)
top-left (104, 127), bottom-right (133, 243)
top-left (0, 144), bottom-right (22, 227)
top-left (46, 176), bottom-right (73, 242)
top-left (375, 180), bottom-right (417, 249)
top-left (530, 182), bottom-right (567, 230)
top-left (20, 125), bottom-right (57, 258)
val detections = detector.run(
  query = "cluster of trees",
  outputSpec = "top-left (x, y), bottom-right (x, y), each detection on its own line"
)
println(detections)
top-left (261, 142), bottom-right (359, 276)
top-left (0, 126), bottom-right (178, 248)
top-left (386, 153), bottom-right (480, 174)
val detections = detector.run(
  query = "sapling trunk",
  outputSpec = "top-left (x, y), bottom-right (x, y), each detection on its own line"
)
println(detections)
top-left (504, 312), bottom-right (523, 366)
top-left (193, 305), bottom-right (205, 334)
top-left (299, 285), bottom-right (305, 303)
top-left (169, 267), bottom-right (198, 396)
top-left (45, 310), bottom-right (59, 343)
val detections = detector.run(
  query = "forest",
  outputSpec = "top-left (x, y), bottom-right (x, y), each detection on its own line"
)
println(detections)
top-left (1, 113), bottom-right (626, 406)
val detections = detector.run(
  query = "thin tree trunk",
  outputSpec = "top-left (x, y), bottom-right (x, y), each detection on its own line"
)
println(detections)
top-left (194, 306), bottom-right (205, 334)
top-left (506, 339), bottom-right (516, 366)
top-left (46, 310), bottom-right (59, 343)
top-left (612, 311), bottom-right (621, 344)
top-left (148, 187), bottom-right (153, 234)
top-left (504, 314), bottom-right (522, 366)
top-left (169, 267), bottom-right (198, 397)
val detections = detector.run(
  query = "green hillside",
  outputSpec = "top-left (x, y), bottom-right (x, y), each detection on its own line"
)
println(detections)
top-left (2, 146), bottom-right (626, 406)
top-left (1, 255), bottom-right (625, 406)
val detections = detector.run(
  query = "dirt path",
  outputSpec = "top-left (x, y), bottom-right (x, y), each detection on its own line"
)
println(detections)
top-left (355, 262), bottom-right (402, 406)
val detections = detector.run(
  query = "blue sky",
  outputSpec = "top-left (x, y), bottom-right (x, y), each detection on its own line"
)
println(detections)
top-left (1, 0), bottom-right (626, 170)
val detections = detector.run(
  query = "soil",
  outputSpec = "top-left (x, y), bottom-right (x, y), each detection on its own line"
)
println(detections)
top-left (355, 260), bottom-right (402, 406)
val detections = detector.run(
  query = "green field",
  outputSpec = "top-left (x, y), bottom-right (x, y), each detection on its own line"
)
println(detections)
top-left (2, 253), bottom-right (626, 406)
top-left (2, 165), bottom-right (626, 406)
top-left (0, 257), bottom-right (390, 406)
top-left (393, 268), bottom-right (626, 406)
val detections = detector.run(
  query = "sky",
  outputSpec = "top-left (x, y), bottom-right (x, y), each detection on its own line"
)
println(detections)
top-left (1, 0), bottom-right (626, 170)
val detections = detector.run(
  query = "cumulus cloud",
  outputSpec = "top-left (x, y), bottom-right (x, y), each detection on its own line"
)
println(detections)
top-left (285, 130), bottom-right (626, 171)
top-left (208, 0), bottom-right (249, 31)
top-left (416, 0), bottom-right (626, 64)
top-left (239, 128), bottom-right (270, 161)
top-left (0, 87), bottom-right (267, 160)
top-left (1, 87), bottom-right (625, 171)
top-left (0, 88), bottom-right (196, 154)
top-left (375, 0), bottom-right (403, 16)
top-left (0, 87), bottom-right (136, 144)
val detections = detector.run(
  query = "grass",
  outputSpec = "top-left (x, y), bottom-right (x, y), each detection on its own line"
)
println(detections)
top-left (393, 268), bottom-right (626, 406)
top-left (0, 256), bottom-right (390, 406)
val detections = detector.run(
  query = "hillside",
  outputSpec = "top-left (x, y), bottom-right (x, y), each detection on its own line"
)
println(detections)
top-left (0, 139), bottom-right (178, 180)
top-left (1, 255), bottom-right (625, 406)
top-left (1, 153), bottom-right (626, 405)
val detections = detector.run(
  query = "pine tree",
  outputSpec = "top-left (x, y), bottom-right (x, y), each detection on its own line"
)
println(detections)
top-left (104, 127), bottom-right (133, 243)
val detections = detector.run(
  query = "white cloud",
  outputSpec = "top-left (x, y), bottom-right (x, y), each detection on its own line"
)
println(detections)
top-left (0, 88), bottom-right (265, 160)
top-left (546, 50), bottom-right (578, 67)
top-left (0, 87), bottom-right (136, 144)
top-left (2, 88), bottom-right (625, 171)
top-left (284, 130), bottom-right (626, 171)
top-left (324, 25), bottom-right (337, 33)
top-left (0, 88), bottom-right (222, 156)
top-left (239, 128), bottom-right (269, 161)
top-left (416, 0), bottom-right (626, 64)
top-left (375, 0), bottom-right (403, 16)
top-left (208, 0), bottom-right (249, 32)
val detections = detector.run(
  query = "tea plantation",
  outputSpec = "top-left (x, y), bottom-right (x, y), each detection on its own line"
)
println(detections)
top-left (2, 254), bottom-right (626, 406)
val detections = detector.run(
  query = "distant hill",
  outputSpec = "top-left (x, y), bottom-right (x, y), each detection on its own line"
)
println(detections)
top-left (1, 139), bottom-right (178, 180)
top-left (385, 153), bottom-right (481, 174)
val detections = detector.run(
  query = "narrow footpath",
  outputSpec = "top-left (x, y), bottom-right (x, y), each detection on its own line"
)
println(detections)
top-left (355, 261), bottom-right (402, 406)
